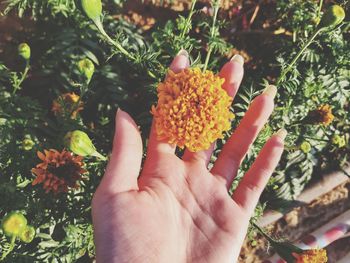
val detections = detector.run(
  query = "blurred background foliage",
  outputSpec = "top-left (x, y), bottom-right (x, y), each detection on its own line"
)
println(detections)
top-left (0, 0), bottom-right (349, 261)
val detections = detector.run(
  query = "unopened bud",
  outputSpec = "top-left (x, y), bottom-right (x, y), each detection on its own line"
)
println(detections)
top-left (81, 0), bottom-right (102, 21)
top-left (319, 5), bottom-right (345, 28)
top-left (77, 58), bottom-right (95, 83)
top-left (64, 130), bottom-right (105, 160)
top-left (22, 138), bottom-right (35, 151)
top-left (1, 212), bottom-right (28, 237)
top-left (19, 225), bottom-right (36, 243)
top-left (18, 43), bottom-right (31, 60)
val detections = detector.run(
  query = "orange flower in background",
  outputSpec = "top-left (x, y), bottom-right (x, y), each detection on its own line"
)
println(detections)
top-left (308, 104), bottom-right (334, 126)
top-left (294, 248), bottom-right (328, 263)
top-left (31, 149), bottom-right (86, 193)
top-left (151, 68), bottom-right (234, 152)
top-left (52, 92), bottom-right (83, 119)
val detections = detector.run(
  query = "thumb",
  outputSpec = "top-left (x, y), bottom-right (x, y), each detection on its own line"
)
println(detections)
top-left (97, 109), bottom-right (142, 194)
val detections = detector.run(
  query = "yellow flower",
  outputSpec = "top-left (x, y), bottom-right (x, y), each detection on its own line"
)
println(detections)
top-left (151, 68), bottom-right (234, 152)
top-left (1, 212), bottom-right (27, 237)
top-left (308, 104), bottom-right (334, 126)
top-left (31, 149), bottom-right (86, 193)
top-left (52, 92), bottom-right (83, 119)
top-left (332, 134), bottom-right (346, 148)
top-left (295, 249), bottom-right (328, 263)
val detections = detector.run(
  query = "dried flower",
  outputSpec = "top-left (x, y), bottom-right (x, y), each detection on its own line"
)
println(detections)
top-left (64, 130), bottom-right (106, 160)
top-left (19, 225), bottom-right (35, 243)
top-left (31, 149), bottom-right (86, 193)
top-left (332, 134), bottom-right (346, 148)
top-left (18, 43), bottom-right (31, 61)
top-left (319, 5), bottom-right (345, 29)
top-left (81, 0), bottom-right (102, 21)
top-left (300, 141), bottom-right (311, 153)
top-left (52, 92), bottom-right (83, 119)
top-left (307, 104), bottom-right (334, 126)
top-left (151, 68), bottom-right (234, 152)
top-left (77, 58), bottom-right (95, 84)
top-left (1, 212), bottom-right (27, 237)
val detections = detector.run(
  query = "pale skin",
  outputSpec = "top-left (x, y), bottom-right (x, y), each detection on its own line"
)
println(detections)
top-left (92, 52), bottom-right (286, 263)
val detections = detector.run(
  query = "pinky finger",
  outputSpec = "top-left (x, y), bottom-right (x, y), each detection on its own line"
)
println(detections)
top-left (232, 129), bottom-right (287, 215)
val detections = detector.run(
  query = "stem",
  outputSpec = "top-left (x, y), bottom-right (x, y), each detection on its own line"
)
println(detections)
top-left (93, 19), bottom-right (135, 61)
top-left (276, 28), bottom-right (322, 85)
top-left (13, 60), bottom-right (30, 94)
top-left (317, 0), bottom-right (324, 18)
top-left (252, 222), bottom-right (276, 244)
top-left (203, 1), bottom-right (221, 72)
top-left (180, 0), bottom-right (197, 39)
top-left (0, 235), bottom-right (16, 260)
top-left (92, 151), bottom-right (107, 161)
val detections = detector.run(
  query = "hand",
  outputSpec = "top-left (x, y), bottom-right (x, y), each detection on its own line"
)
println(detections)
top-left (92, 53), bottom-right (286, 263)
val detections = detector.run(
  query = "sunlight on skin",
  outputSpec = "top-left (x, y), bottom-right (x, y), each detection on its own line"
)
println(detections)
top-left (92, 52), bottom-right (286, 263)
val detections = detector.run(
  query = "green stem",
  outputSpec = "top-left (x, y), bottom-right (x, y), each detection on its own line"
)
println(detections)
top-left (317, 0), bottom-right (324, 18)
top-left (252, 222), bottom-right (276, 244)
top-left (93, 19), bottom-right (135, 61)
top-left (13, 60), bottom-right (30, 94)
top-left (203, 1), bottom-right (221, 72)
top-left (180, 0), bottom-right (197, 39)
top-left (92, 150), bottom-right (107, 161)
top-left (276, 28), bottom-right (322, 85)
top-left (1, 235), bottom-right (16, 260)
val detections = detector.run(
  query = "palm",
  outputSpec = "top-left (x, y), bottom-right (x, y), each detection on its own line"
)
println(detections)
top-left (92, 54), bottom-right (285, 263)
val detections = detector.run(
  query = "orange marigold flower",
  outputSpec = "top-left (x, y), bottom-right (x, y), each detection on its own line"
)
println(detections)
top-left (52, 92), bottom-right (83, 119)
top-left (31, 149), bottom-right (86, 193)
top-left (294, 249), bottom-right (328, 263)
top-left (308, 104), bottom-right (334, 126)
top-left (151, 68), bottom-right (234, 152)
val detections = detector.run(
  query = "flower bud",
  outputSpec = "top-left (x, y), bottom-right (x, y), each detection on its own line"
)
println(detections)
top-left (22, 138), bottom-right (35, 151)
top-left (64, 130), bottom-right (106, 160)
top-left (81, 0), bottom-right (102, 21)
top-left (319, 5), bottom-right (345, 28)
top-left (19, 225), bottom-right (36, 243)
top-left (18, 43), bottom-right (31, 60)
top-left (1, 212), bottom-right (27, 237)
top-left (300, 141), bottom-right (311, 153)
top-left (64, 130), bottom-right (94, 155)
top-left (77, 58), bottom-right (95, 83)
top-left (332, 134), bottom-right (346, 148)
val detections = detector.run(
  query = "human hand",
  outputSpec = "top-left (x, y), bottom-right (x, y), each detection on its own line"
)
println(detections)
top-left (92, 52), bottom-right (286, 263)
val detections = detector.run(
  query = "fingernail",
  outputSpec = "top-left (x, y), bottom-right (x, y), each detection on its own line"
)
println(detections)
top-left (177, 49), bottom-right (189, 58)
top-left (274, 128), bottom-right (287, 140)
top-left (262, 85), bottom-right (277, 98)
top-left (230, 54), bottom-right (244, 66)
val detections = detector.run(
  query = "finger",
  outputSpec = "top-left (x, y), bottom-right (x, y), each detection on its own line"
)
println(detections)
top-left (147, 50), bottom-right (190, 158)
top-left (232, 129), bottom-right (286, 215)
top-left (182, 55), bottom-right (244, 166)
top-left (98, 109), bottom-right (142, 194)
top-left (212, 85), bottom-right (277, 189)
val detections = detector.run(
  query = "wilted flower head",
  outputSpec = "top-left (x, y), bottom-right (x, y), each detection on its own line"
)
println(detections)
top-left (307, 104), bottom-right (334, 126)
top-left (31, 149), bottom-right (86, 193)
top-left (1, 212), bottom-right (27, 237)
top-left (52, 92), bottom-right (83, 119)
top-left (319, 5), bottom-right (345, 28)
top-left (151, 68), bottom-right (234, 152)
top-left (18, 43), bottom-right (31, 60)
